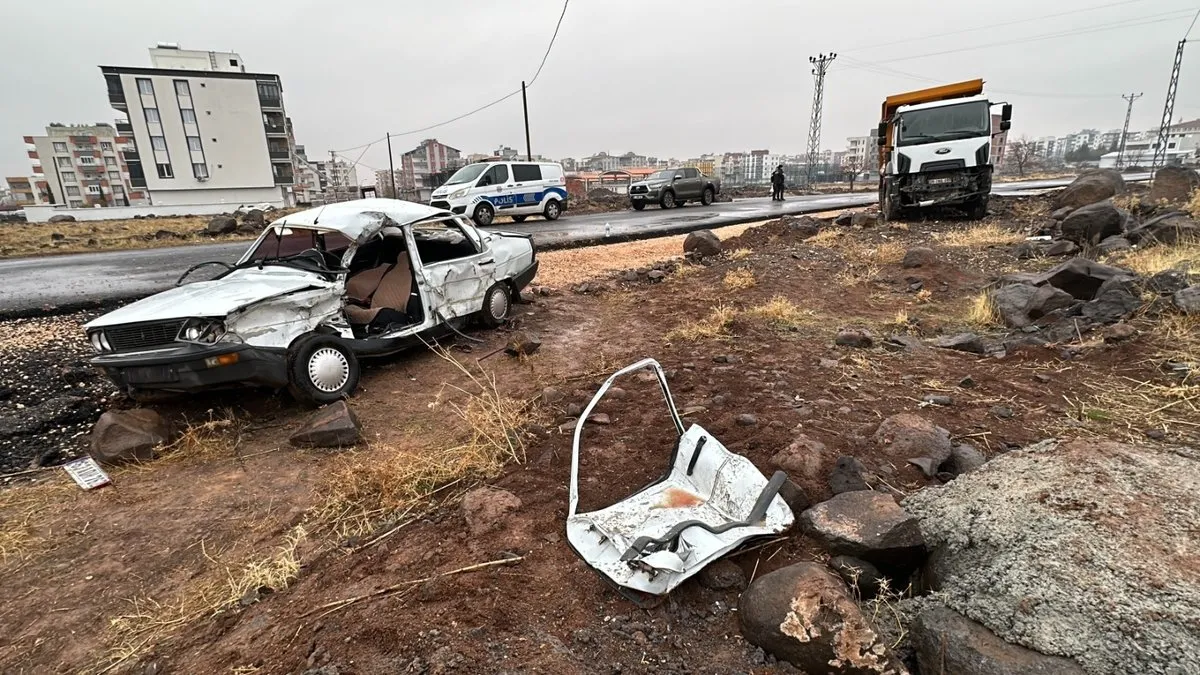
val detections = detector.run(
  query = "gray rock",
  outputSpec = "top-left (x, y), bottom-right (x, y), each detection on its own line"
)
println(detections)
top-left (1050, 206), bottom-right (1075, 221)
top-left (1125, 212), bottom-right (1200, 246)
top-left (778, 478), bottom-right (811, 513)
top-left (1053, 169), bottom-right (1125, 209)
top-left (737, 563), bottom-right (905, 674)
top-left (934, 332), bottom-right (986, 354)
top-left (828, 555), bottom-right (886, 597)
top-left (1149, 165), bottom-right (1200, 204)
top-left (89, 409), bottom-right (172, 465)
top-left (835, 329), bottom-right (874, 348)
top-left (1147, 269), bottom-right (1190, 295)
top-left (683, 229), bottom-right (722, 257)
top-left (504, 332), bottom-right (542, 357)
top-left (289, 401), bottom-right (363, 448)
top-left (901, 247), bottom-right (935, 268)
top-left (957, 376), bottom-right (976, 388)
top-left (922, 394), bottom-right (953, 406)
top-left (206, 215), bottom-right (238, 235)
top-left (801, 491), bottom-right (926, 572)
top-left (903, 439), bottom-right (1200, 675)
top-left (911, 606), bottom-right (1086, 675)
top-left (1044, 240), bottom-right (1078, 257)
top-left (697, 559), bottom-right (747, 590)
top-left (1060, 200), bottom-right (1124, 246)
top-left (907, 457), bottom-right (941, 477)
top-left (1103, 322), bottom-right (1137, 343)
top-left (989, 405), bottom-right (1014, 419)
top-left (48, 214), bottom-right (76, 223)
top-left (1097, 235), bottom-right (1131, 253)
top-left (784, 215), bottom-right (821, 237)
top-left (619, 269), bottom-right (639, 282)
top-left (735, 413), bottom-right (758, 426)
top-left (771, 434), bottom-right (827, 479)
top-left (241, 208), bottom-right (265, 226)
top-left (828, 455), bottom-right (869, 494)
top-left (1174, 285), bottom-right (1200, 314)
top-left (834, 211), bottom-right (854, 226)
top-left (1081, 276), bottom-right (1142, 325)
top-left (646, 269), bottom-right (666, 281)
top-left (1031, 257), bottom-right (1132, 300)
top-left (540, 386), bottom-right (565, 405)
top-left (947, 443), bottom-right (985, 475)
top-left (874, 413), bottom-right (953, 467)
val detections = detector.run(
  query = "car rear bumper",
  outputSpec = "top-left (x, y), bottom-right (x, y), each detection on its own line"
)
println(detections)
top-left (90, 343), bottom-right (289, 392)
top-left (513, 260), bottom-right (539, 291)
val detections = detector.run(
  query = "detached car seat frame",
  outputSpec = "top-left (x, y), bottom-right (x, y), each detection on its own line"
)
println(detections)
top-left (566, 358), bottom-right (794, 601)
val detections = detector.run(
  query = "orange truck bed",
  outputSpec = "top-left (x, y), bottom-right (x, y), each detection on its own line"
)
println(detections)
top-left (878, 79), bottom-right (984, 169)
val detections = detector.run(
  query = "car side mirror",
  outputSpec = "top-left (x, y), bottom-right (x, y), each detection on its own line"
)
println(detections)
top-left (674, 174), bottom-right (683, 181)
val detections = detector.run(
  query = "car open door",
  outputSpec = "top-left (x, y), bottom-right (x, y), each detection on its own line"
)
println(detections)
top-left (408, 217), bottom-right (495, 319)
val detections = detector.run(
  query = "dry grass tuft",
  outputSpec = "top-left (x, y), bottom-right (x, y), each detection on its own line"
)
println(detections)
top-left (1186, 187), bottom-right (1200, 220)
top-left (1153, 313), bottom-right (1200, 371)
top-left (914, 288), bottom-right (934, 304)
top-left (746, 296), bottom-right (815, 330)
top-left (0, 478), bottom-right (79, 565)
top-left (671, 262), bottom-right (706, 280)
top-left (806, 229), bottom-right (844, 248)
top-left (723, 268), bottom-right (757, 290)
top-left (935, 224), bottom-right (1025, 248)
top-left (665, 305), bottom-right (738, 342)
top-left (1118, 242), bottom-right (1200, 278)
top-left (310, 348), bottom-right (538, 539)
top-left (871, 241), bottom-right (907, 264)
top-left (884, 309), bottom-right (914, 333)
top-left (151, 413), bottom-right (242, 466)
top-left (836, 263), bottom-right (883, 287)
top-left (965, 291), bottom-right (1002, 328)
top-left (728, 248), bottom-right (752, 260)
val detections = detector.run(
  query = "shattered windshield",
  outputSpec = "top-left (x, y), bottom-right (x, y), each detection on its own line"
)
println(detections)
top-left (443, 163), bottom-right (489, 185)
top-left (897, 101), bottom-right (990, 146)
top-left (242, 227), bottom-right (352, 273)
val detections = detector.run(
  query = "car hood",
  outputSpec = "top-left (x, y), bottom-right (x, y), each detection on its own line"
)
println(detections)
top-left (630, 181), bottom-right (665, 189)
top-left (85, 268), bottom-right (336, 328)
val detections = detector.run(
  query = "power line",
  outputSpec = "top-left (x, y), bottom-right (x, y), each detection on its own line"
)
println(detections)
top-left (529, 0), bottom-right (570, 86)
top-left (1185, 7), bottom-right (1200, 38)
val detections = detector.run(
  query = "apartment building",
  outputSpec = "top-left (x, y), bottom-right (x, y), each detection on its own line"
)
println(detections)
top-left (683, 156), bottom-right (716, 176)
top-left (398, 139), bottom-right (462, 191)
top-left (4, 176), bottom-right (51, 206)
top-left (312, 159), bottom-right (353, 189)
top-left (22, 124), bottom-right (146, 208)
top-left (100, 45), bottom-right (297, 207)
top-left (844, 136), bottom-right (872, 168)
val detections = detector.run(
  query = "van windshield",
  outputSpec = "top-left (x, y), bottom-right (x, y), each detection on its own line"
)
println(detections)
top-left (444, 163), bottom-right (489, 185)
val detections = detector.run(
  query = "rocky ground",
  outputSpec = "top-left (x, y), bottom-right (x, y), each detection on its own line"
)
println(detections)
top-left (0, 176), bottom-right (1197, 674)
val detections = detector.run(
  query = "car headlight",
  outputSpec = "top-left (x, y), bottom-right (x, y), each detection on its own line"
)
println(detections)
top-left (88, 331), bottom-right (111, 352)
top-left (178, 318), bottom-right (226, 344)
top-left (449, 188), bottom-right (468, 199)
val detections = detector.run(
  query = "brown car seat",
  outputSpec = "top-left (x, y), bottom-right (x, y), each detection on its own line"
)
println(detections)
top-left (345, 264), bottom-right (391, 306)
top-left (344, 255), bottom-right (414, 325)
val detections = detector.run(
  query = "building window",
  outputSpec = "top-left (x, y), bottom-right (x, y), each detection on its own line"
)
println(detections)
top-left (69, 200), bottom-right (84, 208)
top-left (57, 157), bottom-right (72, 167)
top-left (79, 155), bottom-right (96, 165)
top-left (145, 108), bottom-right (161, 124)
top-left (61, 171), bottom-right (76, 183)
top-left (104, 157), bottom-right (117, 167)
top-left (53, 142), bottom-right (67, 153)
top-left (181, 108), bottom-right (197, 124)
top-left (193, 163), bottom-right (209, 179)
top-left (66, 186), bottom-right (80, 196)
top-left (151, 136), bottom-right (167, 151)
top-left (174, 80), bottom-right (190, 97)
top-left (187, 136), bottom-right (203, 152)
top-left (136, 78), bottom-right (154, 95)
top-left (87, 185), bottom-right (101, 195)
top-left (100, 142), bottom-right (113, 151)
top-left (156, 163), bottom-right (173, 179)
top-left (109, 171), bottom-right (121, 181)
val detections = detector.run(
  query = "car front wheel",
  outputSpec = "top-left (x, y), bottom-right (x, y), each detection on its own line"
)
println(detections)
top-left (287, 334), bottom-right (360, 405)
top-left (544, 199), bottom-right (562, 221)
top-left (480, 282), bottom-right (512, 328)
top-left (701, 187), bottom-right (714, 205)
top-left (473, 202), bottom-right (495, 226)
top-left (660, 191), bottom-right (676, 209)
top-left (632, 202), bottom-right (645, 211)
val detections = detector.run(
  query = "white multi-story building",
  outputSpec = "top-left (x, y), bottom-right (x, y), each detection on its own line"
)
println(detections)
top-left (312, 159), bottom-right (353, 189)
top-left (399, 139), bottom-right (462, 191)
top-left (23, 123), bottom-right (147, 208)
top-left (844, 136), bottom-right (872, 168)
top-left (101, 45), bottom-right (297, 208)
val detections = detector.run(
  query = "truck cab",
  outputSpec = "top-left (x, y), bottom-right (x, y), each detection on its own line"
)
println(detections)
top-left (877, 80), bottom-right (1012, 221)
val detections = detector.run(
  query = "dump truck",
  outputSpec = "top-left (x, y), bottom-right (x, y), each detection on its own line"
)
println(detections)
top-left (876, 79), bottom-right (1011, 221)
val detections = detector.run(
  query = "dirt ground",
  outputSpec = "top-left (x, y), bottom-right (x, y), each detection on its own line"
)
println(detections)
top-left (0, 194), bottom-right (1196, 674)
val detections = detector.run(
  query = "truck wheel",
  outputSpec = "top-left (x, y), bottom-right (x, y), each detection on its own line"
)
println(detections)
top-left (287, 334), bottom-right (360, 406)
top-left (966, 196), bottom-right (989, 221)
top-left (701, 187), bottom-right (714, 205)
top-left (473, 202), bottom-right (495, 226)
top-left (882, 186), bottom-right (902, 222)
top-left (632, 202), bottom-right (645, 211)
top-left (660, 191), bottom-right (676, 209)
top-left (480, 282), bottom-right (512, 328)
top-left (543, 199), bottom-right (562, 221)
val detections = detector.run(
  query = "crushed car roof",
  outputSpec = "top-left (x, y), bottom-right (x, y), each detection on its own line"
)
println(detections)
top-left (270, 198), bottom-right (452, 242)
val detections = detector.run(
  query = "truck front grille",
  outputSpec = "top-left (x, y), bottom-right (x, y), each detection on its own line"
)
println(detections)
top-left (919, 159), bottom-right (966, 173)
top-left (104, 320), bottom-right (184, 352)
top-left (630, 185), bottom-right (648, 195)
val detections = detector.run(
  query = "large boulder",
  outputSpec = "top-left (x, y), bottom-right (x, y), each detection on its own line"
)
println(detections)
top-left (1030, 257), bottom-right (1132, 300)
top-left (89, 409), bottom-right (172, 465)
top-left (1053, 170), bottom-right (1124, 209)
top-left (241, 208), bottom-right (266, 226)
top-left (206, 215), bottom-right (238, 235)
top-left (738, 563), bottom-right (908, 674)
top-left (1059, 200), bottom-right (1124, 246)
top-left (1125, 212), bottom-right (1200, 246)
top-left (901, 247), bottom-right (935, 269)
top-left (873, 413), bottom-right (952, 468)
top-left (288, 401), bottom-right (362, 448)
top-left (683, 229), bottom-right (722, 257)
top-left (911, 606), bottom-right (1086, 675)
top-left (800, 491), bottom-right (926, 573)
top-left (1147, 269), bottom-right (1190, 295)
top-left (903, 439), bottom-right (1200, 674)
top-left (1175, 285), bottom-right (1200, 314)
top-left (991, 283), bottom-right (1075, 328)
top-left (47, 214), bottom-right (76, 223)
top-left (1149, 165), bottom-right (1200, 204)
top-left (1080, 276), bottom-right (1142, 325)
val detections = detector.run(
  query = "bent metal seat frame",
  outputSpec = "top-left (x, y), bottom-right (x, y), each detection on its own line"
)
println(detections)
top-left (566, 358), bottom-right (794, 599)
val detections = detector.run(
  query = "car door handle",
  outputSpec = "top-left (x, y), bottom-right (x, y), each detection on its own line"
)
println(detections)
top-left (478, 258), bottom-right (495, 265)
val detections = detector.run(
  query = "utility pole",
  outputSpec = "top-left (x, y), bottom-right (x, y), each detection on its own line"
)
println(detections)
top-left (386, 132), bottom-right (397, 199)
top-left (805, 53), bottom-right (837, 185)
top-left (1116, 92), bottom-right (1143, 169)
top-left (1151, 39), bottom-right (1187, 173)
top-left (522, 81), bottom-right (532, 161)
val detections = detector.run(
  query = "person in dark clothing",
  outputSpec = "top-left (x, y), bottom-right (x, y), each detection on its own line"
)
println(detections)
top-left (770, 165), bottom-right (786, 201)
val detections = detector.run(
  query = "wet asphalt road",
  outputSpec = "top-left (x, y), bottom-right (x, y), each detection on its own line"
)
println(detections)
top-left (0, 176), bottom-right (1144, 316)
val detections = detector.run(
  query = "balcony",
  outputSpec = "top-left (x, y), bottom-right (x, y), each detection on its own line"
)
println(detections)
top-left (259, 95), bottom-right (282, 109)
top-left (264, 122), bottom-right (287, 135)
top-left (268, 148), bottom-right (291, 160)
top-left (272, 167), bottom-right (294, 185)
top-left (116, 121), bottom-right (133, 135)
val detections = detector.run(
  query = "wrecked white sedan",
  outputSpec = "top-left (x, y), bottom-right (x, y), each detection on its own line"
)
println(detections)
top-left (84, 199), bottom-right (537, 404)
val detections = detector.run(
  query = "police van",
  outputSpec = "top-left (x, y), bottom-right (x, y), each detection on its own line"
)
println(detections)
top-left (430, 160), bottom-right (568, 227)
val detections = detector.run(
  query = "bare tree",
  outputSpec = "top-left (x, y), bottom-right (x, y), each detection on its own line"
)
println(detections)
top-left (843, 155), bottom-right (864, 192)
top-left (1006, 136), bottom-right (1038, 178)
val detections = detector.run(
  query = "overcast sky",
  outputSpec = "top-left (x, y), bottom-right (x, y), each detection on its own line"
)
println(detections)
top-left (2, 0), bottom-right (1198, 182)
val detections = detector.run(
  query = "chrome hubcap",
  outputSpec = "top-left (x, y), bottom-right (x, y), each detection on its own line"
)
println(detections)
top-left (308, 347), bottom-right (350, 392)
top-left (478, 205), bottom-right (493, 225)
top-left (489, 289), bottom-right (509, 320)
top-left (547, 202), bottom-right (559, 217)
top-left (664, 194), bottom-right (674, 207)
